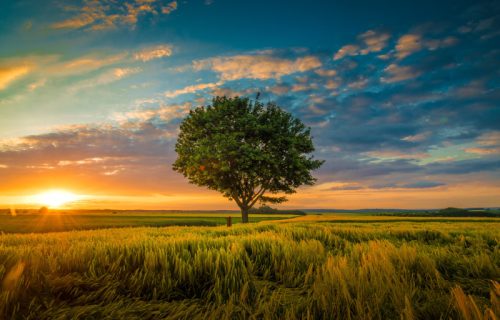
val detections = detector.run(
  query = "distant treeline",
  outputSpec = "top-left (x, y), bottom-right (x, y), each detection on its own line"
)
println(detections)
top-left (2, 207), bottom-right (498, 217)
top-left (249, 206), bottom-right (307, 215)
top-left (0, 207), bottom-right (306, 215)
top-left (374, 207), bottom-right (500, 217)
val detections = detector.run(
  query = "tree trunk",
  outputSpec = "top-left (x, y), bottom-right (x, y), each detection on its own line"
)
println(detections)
top-left (241, 207), bottom-right (249, 223)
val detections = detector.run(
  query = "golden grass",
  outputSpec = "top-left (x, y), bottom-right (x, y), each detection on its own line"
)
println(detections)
top-left (0, 219), bottom-right (498, 319)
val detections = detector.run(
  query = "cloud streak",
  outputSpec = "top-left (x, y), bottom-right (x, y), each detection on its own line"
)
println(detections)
top-left (333, 30), bottom-right (391, 60)
top-left (0, 65), bottom-right (31, 90)
top-left (194, 53), bottom-right (322, 80)
top-left (52, 0), bottom-right (178, 31)
top-left (134, 45), bottom-right (173, 62)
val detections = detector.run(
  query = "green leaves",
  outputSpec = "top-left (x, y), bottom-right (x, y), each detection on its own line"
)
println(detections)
top-left (173, 96), bottom-right (324, 215)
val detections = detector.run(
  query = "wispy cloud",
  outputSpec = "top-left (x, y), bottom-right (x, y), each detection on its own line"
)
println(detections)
top-left (164, 81), bottom-right (224, 98)
top-left (161, 1), bottom-right (178, 14)
top-left (57, 53), bottom-right (128, 75)
top-left (464, 131), bottom-right (500, 155)
top-left (365, 150), bottom-right (429, 161)
top-left (333, 44), bottom-right (360, 60)
top-left (134, 45), bottom-right (173, 62)
top-left (402, 132), bottom-right (431, 142)
top-left (194, 53), bottom-right (322, 80)
top-left (358, 30), bottom-right (391, 54)
top-left (28, 78), bottom-right (47, 91)
top-left (52, 0), bottom-right (178, 31)
top-left (0, 65), bottom-right (31, 90)
top-left (395, 34), bottom-right (422, 59)
top-left (333, 30), bottom-right (390, 60)
top-left (395, 33), bottom-right (458, 59)
top-left (381, 63), bottom-right (421, 83)
top-left (69, 67), bottom-right (141, 93)
top-left (115, 102), bottom-right (192, 124)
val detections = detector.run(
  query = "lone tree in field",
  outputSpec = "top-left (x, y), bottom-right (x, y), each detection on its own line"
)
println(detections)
top-left (173, 96), bottom-right (323, 223)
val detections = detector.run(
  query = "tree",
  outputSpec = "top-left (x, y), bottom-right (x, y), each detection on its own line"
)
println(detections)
top-left (173, 96), bottom-right (324, 223)
top-left (39, 206), bottom-right (49, 214)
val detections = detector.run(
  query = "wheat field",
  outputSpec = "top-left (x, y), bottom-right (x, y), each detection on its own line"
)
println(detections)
top-left (1, 216), bottom-right (499, 319)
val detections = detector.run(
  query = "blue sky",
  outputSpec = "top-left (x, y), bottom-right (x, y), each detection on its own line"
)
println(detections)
top-left (0, 0), bottom-right (499, 209)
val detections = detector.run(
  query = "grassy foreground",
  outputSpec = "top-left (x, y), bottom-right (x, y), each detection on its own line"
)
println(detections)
top-left (1, 217), bottom-right (499, 319)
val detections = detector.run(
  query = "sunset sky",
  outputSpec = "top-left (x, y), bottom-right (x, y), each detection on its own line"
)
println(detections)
top-left (0, 0), bottom-right (499, 209)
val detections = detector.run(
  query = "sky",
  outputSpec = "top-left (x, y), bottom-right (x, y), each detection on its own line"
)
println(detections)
top-left (0, 0), bottom-right (499, 210)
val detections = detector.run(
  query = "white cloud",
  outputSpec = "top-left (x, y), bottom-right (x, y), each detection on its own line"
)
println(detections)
top-left (402, 132), bottom-right (431, 142)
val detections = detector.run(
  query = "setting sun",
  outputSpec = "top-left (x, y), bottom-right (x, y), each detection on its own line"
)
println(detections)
top-left (32, 190), bottom-right (80, 208)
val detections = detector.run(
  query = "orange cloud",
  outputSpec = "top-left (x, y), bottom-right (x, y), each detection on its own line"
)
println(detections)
top-left (116, 102), bottom-right (191, 124)
top-left (195, 54), bottom-right (322, 80)
top-left (395, 33), bottom-right (458, 59)
top-left (333, 44), bottom-right (360, 60)
top-left (266, 84), bottom-right (291, 95)
top-left (395, 34), bottom-right (422, 59)
top-left (134, 45), bottom-right (173, 62)
top-left (162, 1), bottom-right (178, 14)
top-left (464, 147), bottom-right (500, 155)
top-left (58, 53), bottom-right (128, 75)
top-left (382, 63), bottom-right (421, 83)
top-left (315, 69), bottom-right (337, 77)
top-left (164, 81), bottom-right (224, 98)
top-left (0, 65), bottom-right (31, 90)
top-left (285, 182), bottom-right (500, 210)
top-left (52, 13), bottom-right (99, 30)
top-left (358, 30), bottom-right (391, 54)
top-left (52, 0), bottom-right (178, 31)
top-left (464, 131), bottom-right (500, 155)
top-left (333, 30), bottom-right (391, 60)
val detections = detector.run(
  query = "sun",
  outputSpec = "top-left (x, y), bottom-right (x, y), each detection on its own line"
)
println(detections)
top-left (33, 190), bottom-right (80, 208)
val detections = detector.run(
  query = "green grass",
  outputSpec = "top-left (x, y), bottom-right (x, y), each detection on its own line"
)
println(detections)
top-left (0, 216), bottom-right (499, 319)
top-left (0, 212), bottom-right (296, 233)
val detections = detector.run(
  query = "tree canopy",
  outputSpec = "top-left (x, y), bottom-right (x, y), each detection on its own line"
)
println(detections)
top-left (173, 96), bottom-right (323, 222)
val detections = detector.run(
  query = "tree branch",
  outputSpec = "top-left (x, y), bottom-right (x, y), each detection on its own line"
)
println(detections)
top-left (248, 187), bottom-right (267, 208)
top-left (232, 193), bottom-right (244, 208)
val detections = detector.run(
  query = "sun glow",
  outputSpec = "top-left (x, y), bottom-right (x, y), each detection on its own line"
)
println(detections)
top-left (32, 190), bottom-right (80, 208)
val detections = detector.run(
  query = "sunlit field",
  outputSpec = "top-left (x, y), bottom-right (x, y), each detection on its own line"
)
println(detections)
top-left (0, 211), bottom-right (297, 233)
top-left (1, 215), bottom-right (498, 319)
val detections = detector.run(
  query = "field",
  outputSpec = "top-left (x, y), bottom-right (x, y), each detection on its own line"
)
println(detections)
top-left (1, 214), bottom-right (499, 319)
top-left (0, 212), bottom-right (297, 234)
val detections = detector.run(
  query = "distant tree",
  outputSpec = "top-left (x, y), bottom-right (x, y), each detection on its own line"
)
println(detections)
top-left (39, 206), bottom-right (49, 214)
top-left (173, 96), bottom-right (323, 223)
top-left (249, 205), bottom-right (307, 215)
top-left (249, 205), bottom-right (278, 214)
